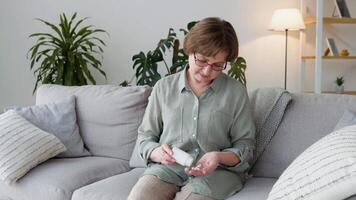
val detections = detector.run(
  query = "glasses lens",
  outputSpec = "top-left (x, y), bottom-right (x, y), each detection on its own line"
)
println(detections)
top-left (194, 53), bottom-right (226, 71)
top-left (211, 64), bottom-right (226, 71)
top-left (195, 59), bottom-right (206, 67)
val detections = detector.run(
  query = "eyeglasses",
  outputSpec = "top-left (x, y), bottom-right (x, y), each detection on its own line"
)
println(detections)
top-left (194, 53), bottom-right (227, 71)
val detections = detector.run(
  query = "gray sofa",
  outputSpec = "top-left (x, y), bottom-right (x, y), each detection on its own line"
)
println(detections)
top-left (1, 84), bottom-right (356, 200)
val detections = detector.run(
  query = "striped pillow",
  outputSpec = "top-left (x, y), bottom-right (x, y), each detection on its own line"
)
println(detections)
top-left (267, 125), bottom-right (356, 200)
top-left (0, 110), bottom-right (66, 184)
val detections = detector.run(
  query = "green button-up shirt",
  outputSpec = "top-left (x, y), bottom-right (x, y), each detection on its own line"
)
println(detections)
top-left (138, 67), bottom-right (255, 199)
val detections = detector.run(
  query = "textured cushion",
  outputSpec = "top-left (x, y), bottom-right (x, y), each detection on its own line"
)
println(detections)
top-left (251, 93), bottom-right (356, 178)
top-left (72, 168), bottom-right (145, 200)
top-left (36, 84), bottom-right (152, 160)
top-left (11, 96), bottom-right (90, 158)
top-left (334, 110), bottom-right (356, 131)
top-left (0, 111), bottom-right (66, 184)
top-left (0, 157), bottom-right (130, 200)
top-left (267, 125), bottom-right (356, 200)
top-left (227, 177), bottom-right (277, 200)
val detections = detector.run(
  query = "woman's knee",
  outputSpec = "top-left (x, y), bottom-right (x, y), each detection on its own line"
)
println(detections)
top-left (174, 185), bottom-right (215, 200)
top-left (128, 175), bottom-right (179, 200)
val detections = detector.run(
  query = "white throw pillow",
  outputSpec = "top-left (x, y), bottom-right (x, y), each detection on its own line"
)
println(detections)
top-left (267, 125), bottom-right (356, 200)
top-left (0, 110), bottom-right (66, 184)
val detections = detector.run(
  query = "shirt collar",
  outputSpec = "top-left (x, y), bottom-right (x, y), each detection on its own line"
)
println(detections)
top-left (178, 65), bottom-right (190, 93)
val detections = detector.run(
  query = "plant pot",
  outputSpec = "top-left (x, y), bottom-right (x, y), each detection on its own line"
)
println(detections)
top-left (335, 85), bottom-right (344, 94)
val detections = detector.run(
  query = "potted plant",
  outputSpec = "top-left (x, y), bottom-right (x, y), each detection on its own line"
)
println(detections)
top-left (121, 21), bottom-right (246, 87)
top-left (28, 13), bottom-right (108, 93)
top-left (335, 76), bottom-right (345, 94)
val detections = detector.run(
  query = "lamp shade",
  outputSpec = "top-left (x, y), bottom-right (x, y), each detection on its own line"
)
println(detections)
top-left (269, 8), bottom-right (305, 31)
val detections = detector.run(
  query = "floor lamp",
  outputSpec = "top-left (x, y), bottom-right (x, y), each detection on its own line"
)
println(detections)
top-left (269, 8), bottom-right (305, 90)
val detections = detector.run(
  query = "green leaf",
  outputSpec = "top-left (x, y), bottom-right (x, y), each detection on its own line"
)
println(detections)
top-left (29, 41), bottom-right (46, 59)
top-left (187, 21), bottom-right (198, 31)
top-left (80, 60), bottom-right (96, 84)
top-left (59, 14), bottom-right (69, 39)
top-left (68, 13), bottom-right (77, 30)
top-left (119, 80), bottom-right (129, 87)
top-left (228, 57), bottom-right (247, 86)
top-left (70, 17), bottom-right (89, 36)
top-left (36, 18), bottom-right (65, 42)
top-left (29, 13), bottom-right (107, 93)
top-left (82, 52), bottom-right (101, 65)
top-left (92, 37), bottom-right (106, 46)
top-left (132, 51), bottom-right (161, 86)
top-left (155, 28), bottom-right (176, 54)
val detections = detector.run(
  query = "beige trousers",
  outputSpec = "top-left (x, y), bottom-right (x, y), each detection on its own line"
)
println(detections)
top-left (127, 175), bottom-right (215, 200)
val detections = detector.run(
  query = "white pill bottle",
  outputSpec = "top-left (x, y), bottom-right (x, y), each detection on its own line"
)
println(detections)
top-left (172, 147), bottom-right (194, 167)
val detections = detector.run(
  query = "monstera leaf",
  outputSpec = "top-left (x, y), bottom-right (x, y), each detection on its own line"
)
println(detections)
top-left (132, 51), bottom-right (162, 86)
top-left (156, 28), bottom-right (176, 55)
top-left (171, 48), bottom-right (188, 74)
top-left (228, 57), bottom-right (247, 86)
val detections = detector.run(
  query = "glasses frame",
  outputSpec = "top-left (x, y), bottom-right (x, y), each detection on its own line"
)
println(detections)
top-left (193, 53), bottom-right (227, 71)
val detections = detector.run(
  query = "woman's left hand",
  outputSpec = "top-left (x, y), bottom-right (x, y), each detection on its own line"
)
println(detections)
top-left (185, 151), bottom-right (220, 176)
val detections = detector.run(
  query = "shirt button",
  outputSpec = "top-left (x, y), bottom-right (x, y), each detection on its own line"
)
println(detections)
top-left (193, 117), bottom-right (197, 120)
top-left (195, 148), bottom-right (199, 152)
top-left (192, 134), bottom-right (196, 137)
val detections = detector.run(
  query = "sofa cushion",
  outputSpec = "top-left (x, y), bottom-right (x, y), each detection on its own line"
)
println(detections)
top-left (0, 157), bottom-right (130, 200)
top-left (251, 93), bottom-right (356, 178)
top-left (334, 110), bottom-right (356, 131)
top-left (72, 168), bottom-right (145, 200)
top-left (267, 125), bottom-right (356, 200)
top-left (227, 177), bottom-right (277, 200)
top-left (11, 96), bottom-right (90, 158)
top-left (36, 84), bottom-right (152, 160)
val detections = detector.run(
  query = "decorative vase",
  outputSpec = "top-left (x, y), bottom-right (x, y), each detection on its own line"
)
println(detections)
top-left (335, 85), bottom-right (344, 94)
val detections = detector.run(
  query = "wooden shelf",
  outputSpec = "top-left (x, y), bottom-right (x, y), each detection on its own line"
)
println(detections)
top-left (304, 17), bottom-right (356, 24)
top-left (324, 91), bottom-right (356, 95)
top-left (300, 1), bottom-right (356, 94)
top-left (305, 91), bottom-right (356, 95)
top-left (302, 56), bottom-right (356, 60)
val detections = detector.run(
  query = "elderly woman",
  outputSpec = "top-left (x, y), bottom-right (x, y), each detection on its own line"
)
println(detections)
top-left (128, 17), bottom-right (255, 200)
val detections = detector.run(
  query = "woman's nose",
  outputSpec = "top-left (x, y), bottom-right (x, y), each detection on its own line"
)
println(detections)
top-left (201, 65), bottom-right (213, 75)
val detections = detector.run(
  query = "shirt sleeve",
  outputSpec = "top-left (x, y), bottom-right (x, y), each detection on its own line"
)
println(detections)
top-left (138, 84), bottom-right (163, 166)
top-left (222, 89), bottom-right (256, 173)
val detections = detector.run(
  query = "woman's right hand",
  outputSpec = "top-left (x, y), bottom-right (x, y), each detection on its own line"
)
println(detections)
top-left (149, 144), bottom-right (176, 165)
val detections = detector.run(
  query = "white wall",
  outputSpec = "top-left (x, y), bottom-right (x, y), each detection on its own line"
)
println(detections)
top-left (1, 0), bottom-right (352, 111)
